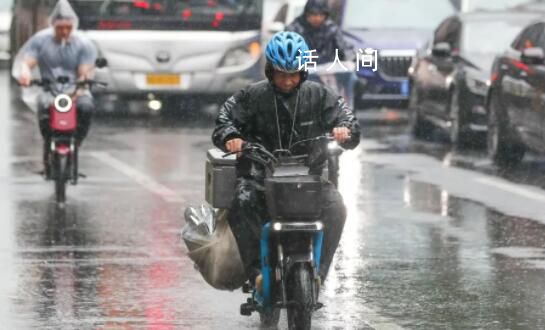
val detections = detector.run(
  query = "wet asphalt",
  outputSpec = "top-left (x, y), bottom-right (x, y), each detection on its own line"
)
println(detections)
top-left (2, 69), bottom-right (545, 329)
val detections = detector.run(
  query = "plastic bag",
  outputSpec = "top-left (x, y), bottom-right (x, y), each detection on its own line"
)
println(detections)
top-left (182, 205), bottom-right (246, 291)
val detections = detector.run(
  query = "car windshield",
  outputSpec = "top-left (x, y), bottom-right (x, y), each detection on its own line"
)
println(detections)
top-left (72, 0), bottom-right (263, 31)
top-left (343, 0), bottom-right (455, 30)
top-left (462, 20), bottom-right (528, 55)
top-left (0, 0), bottom-right (12, 11)
top-left (463, 0), bottom-right (531, 11)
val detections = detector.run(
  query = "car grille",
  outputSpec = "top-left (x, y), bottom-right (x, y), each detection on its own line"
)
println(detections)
top-left (378, 56), bottom-right (412, 78)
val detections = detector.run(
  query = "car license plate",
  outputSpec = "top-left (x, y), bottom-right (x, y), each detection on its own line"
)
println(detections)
top-left (401, 80), bottom-right (410, 96)
top-left (146, 74), bottom-right (181, 86)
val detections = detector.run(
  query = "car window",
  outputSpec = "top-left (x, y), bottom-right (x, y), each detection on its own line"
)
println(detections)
top-left (343, 0), bottom-right (455, 30)
top-left (513, 23), bottom-right (544, 51)
top-left (434, 17), bottom-right (461, 50)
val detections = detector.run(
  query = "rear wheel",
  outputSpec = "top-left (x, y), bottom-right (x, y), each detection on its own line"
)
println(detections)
top-left (287, 264), bottom-right (314, 330)
top-left (487, 91), bottom-right (525, 166)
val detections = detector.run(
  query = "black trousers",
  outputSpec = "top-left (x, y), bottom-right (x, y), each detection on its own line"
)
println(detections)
top-left (227, 177), bottom-right (347, 281)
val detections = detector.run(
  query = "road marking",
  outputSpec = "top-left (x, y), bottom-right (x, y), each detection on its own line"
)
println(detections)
top-left (476, 177), bottom-right (545, 203)
top-left (91, 151), bottom-right (184, 203)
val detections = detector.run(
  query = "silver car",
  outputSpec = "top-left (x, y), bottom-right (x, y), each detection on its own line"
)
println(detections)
top-left (70, 0), bottom-right (264, 112)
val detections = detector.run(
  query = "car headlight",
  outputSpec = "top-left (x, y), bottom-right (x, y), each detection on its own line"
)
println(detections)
top-left (219, 41), bottom-right (261, 68)
top-left (465, 75), bottom-right (488, 95)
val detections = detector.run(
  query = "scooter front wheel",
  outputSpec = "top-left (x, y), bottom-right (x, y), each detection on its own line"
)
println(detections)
top-left (260, 307), bottom-right (280, 328)
top-left (287, 263), bottom-right (314, 330)
top-left (54, 154), bottom-right (68, 204)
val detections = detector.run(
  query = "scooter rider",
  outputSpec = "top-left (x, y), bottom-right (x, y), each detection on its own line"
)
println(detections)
top-left (15, 0), bottom-right (97, 177)
top-left (286, 0), bottom-right (353, 64)
top-left (212, 31), bottom-right (360, 285)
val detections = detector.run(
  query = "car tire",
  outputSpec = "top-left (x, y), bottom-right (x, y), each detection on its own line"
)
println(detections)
top-left (409, 86), bottom-right (432, 139)
top-left (448, 87), bottom-right (471, 148)
top-left (487, 91), bottom-right (525, 166)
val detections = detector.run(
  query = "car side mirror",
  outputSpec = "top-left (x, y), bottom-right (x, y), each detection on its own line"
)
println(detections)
top-left (521, 47), bottom-right (545, 65)
top-left (268, 21), bottom-right (286, 34)
top-left (95, 58), bottom-right (108, 68)
top-left (432, 42), bottom-right (452, 58)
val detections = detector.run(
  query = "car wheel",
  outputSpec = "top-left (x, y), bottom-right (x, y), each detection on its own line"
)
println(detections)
top-left (409, 86), bottom-right (432, 140)
top-left (487, 91), bottom-right (525, 166)
top-left (448, 87), bottom-right (471, 148)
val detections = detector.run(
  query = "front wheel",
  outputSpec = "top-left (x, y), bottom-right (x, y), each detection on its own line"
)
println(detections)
top-left (409, 87), bottom-right (432, 140)
top-left (287, 264), bottom-right (315, 330)
top-left (54, 154), bottom-right (68, 204)
top-left (487, 92), bottom-right (525, 166)
top-left (260, 308), bottom-right (281, 328)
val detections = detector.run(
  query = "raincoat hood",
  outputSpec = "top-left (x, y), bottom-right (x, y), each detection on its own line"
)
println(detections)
top-left (304, 0), bottom-right (330, 16)
top-left (48, 0), bottom-right (79, 29)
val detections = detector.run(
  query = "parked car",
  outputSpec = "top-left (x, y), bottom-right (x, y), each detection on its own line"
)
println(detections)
top-left (327, 0), bottom-right (455, 110)
top-left (486, 20), bottom-right (545, 165)
top-left (408, 10), bottom-right (541, 147)
top-left (11, 0), bottom-right (264, 113)
top-left (0, 0), bottom-right (12, 62)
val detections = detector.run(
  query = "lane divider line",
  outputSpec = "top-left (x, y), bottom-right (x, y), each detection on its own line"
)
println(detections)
top-left (91, 151), bottom-right (184, 203)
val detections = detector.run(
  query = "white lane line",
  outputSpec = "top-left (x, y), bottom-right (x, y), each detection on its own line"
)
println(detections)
top-left (90, 151), bottom-right (184, 203)
top-left (476, 177), bottom-right (545, 203)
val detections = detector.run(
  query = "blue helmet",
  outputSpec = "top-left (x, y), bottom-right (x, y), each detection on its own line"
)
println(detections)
top-left (265, 32), bottom-right (310, 73)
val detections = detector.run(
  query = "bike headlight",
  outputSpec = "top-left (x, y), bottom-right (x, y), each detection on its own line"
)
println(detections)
top-left (273, 223), bottom-right (282, 231)
top-left (54, 94), bottom-right (73, 113)
top-left (219, 41), bottom-right (261, 68)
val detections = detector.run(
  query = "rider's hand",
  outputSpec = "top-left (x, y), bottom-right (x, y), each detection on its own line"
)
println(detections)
top-left (332, 127), bottom-right (351, 144)
top-left (225, 138), bottom-right (245, 154)
top-left (18, 73), bottom-right (31, 87)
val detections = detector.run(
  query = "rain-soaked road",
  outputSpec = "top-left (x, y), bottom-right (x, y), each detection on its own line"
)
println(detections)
top-left (2, 67), bottom-right (545, 329)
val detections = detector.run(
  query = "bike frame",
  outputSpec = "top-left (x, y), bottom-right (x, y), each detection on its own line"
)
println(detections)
top-left (255, 222), bottom-right (324, 312)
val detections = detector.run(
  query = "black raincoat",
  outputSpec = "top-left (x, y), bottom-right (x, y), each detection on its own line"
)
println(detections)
top-left (212, 79), bottom-right (360, 281)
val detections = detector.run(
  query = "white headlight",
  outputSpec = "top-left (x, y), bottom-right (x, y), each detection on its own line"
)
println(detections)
top-left (148, 100), bottom-right (162, 111)
top-left (273, 223), bottom-right (282, 231)
top-left (54, 94), bottom-right (73, 113)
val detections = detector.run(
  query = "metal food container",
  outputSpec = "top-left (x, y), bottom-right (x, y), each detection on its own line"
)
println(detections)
top-left (205, 149), bottom-right (237, 209)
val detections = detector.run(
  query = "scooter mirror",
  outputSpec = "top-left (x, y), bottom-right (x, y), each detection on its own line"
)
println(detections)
top-left (95, 58), bottom-right (108, 68)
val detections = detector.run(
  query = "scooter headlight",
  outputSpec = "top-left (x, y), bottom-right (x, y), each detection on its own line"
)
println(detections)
top-left (54, 94), bottom-right (73, 113)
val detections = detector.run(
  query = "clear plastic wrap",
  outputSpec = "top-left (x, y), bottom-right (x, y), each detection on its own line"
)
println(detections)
top-left (182, 205), bottom-right (246, 291)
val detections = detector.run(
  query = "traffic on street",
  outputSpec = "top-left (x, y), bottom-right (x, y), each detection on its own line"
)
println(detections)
top-left (2, 0), bottom-right (545, 329)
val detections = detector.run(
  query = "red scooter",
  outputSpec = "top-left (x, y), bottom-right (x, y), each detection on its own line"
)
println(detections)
top-left (25, 77), bottom-right (106, 203)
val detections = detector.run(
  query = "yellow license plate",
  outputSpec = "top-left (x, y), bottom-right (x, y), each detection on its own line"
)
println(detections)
top-left (146, 74), bottom-right (181, 86)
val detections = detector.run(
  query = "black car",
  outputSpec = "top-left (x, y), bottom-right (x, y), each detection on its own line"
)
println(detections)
top-left (487, 20), bottom-right (545, 166)
top-left (408, 10), bottom-right (542, 147)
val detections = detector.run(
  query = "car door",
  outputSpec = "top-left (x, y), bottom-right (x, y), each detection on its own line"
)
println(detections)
top-left (423, 17), bottom-right (460, 121)
top-left (502, 23), bottom-right (544, 149)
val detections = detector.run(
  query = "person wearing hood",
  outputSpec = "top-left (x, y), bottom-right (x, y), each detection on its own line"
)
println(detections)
top-left (286, 0), bottom-right (352, 64)
top-left (212, 31), bottom-right (360, 286)
top-left (16, 0), bottom-right (97, 178)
